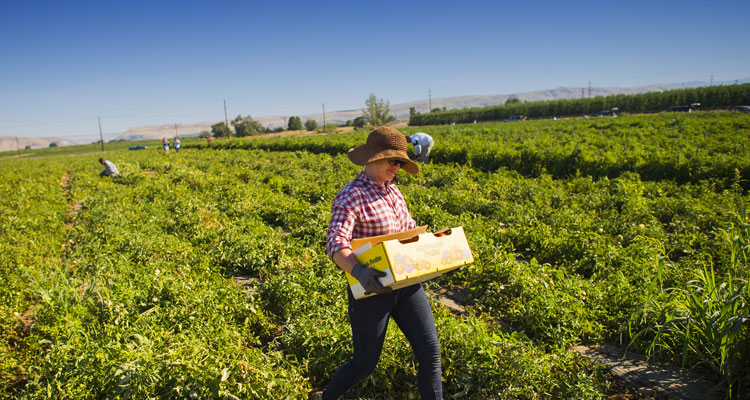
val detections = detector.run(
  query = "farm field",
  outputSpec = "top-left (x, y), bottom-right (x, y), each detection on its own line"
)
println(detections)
top-left (0, 137), bottom-right (207, 161)
top-left (1, 112), bottom-right (748, 399)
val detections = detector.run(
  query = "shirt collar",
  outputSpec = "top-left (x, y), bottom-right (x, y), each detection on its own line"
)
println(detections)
top-left (356, 171), bottom-right (392, 191)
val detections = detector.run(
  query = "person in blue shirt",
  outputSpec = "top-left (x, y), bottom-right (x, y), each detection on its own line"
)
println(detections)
top-left (99, 158), bottom-right (119, 177)
top-left (173, 137), bottom-right (181, 153)
top-left (406, 132), bottom-right (434, 163)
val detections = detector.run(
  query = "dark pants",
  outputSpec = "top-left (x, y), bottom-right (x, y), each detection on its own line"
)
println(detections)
top-left (322, 283), bottom-right (442, 399)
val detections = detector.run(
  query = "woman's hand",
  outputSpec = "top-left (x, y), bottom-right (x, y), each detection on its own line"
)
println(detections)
top-left (351, 264), bottom-right (392, 295)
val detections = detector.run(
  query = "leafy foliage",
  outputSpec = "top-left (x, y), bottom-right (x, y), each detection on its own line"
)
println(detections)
top-left (288, 116), bottom-right (303, 131)
top-left (362, 93), bottom-right (396, 126)
top-left (304, 118), bottom-right (318, 131)
top-left (1, 112), bottom-right (748, 398)
top-left (233, 115), bottom-right (265, 137)
top-left (211, 121), bottom-right (230, 138)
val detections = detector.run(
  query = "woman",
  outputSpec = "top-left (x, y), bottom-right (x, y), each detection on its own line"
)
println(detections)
top-left (162, 137), bottom-right (169, 154)
top-left (318, 126), bottom-right (442, 399)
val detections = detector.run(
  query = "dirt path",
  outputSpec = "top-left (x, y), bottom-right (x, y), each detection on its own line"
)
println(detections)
top-left (573, 344), bottom-right (722, 400)
top-left (60, 172), bottom-right (82, 229)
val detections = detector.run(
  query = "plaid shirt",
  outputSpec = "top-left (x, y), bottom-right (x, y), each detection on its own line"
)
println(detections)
top-left (326, 172), bottom-right (416, 259)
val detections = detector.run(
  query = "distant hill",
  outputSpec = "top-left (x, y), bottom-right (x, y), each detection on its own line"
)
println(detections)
top-left (0, 136), bottom-right (77, 153)
top-left (22, 78), bottom-right (750, 145)
top-left (117, 122), bottom-right (212, 142)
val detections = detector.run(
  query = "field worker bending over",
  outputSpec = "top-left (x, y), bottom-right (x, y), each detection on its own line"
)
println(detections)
top-left (98, 158), bottom-right (119, 177)
top-left (315, 126), bottom-right (442, 400)
top-left (406, 132), bottom-right (434, 163)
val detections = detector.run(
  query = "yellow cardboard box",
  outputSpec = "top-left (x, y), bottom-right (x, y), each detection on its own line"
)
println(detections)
top-left (346, 226), bottom-right (474, 299)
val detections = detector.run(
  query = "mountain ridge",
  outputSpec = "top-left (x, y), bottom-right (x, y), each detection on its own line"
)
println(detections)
top-left (0, 136), bottom-right (77, 153)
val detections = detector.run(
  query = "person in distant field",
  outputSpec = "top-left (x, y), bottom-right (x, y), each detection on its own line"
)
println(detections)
top-left (162, 137), bottom-right (169, 154)
top-left (99, 158), bottom-right (119, 177)
top-left (313, 126), bottom-right (442, 400)
top-left (406, 132), bottom-right (434, 163)
top-left (173, 137), bottom-right (181, 153)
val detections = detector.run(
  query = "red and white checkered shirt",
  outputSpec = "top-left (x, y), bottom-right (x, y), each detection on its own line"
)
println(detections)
top-left (326, 172), bottom-right (417, 259)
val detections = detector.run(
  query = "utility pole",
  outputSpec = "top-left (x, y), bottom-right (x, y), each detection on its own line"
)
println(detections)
top-left (322, 103), bottom-right (326, 130)
top-left (15, 136), bottom-right (20, 156)
top-left (428, 89), bottom-right (432, 112)
top-left (581, 88), bottom-right (585, 98)
top-left (710, 75), bottom-right (713, 86)
top-left (98, 117), bottom-right (104, 152)
top-left (588, 81), bottom-right (591, 98)
top-left (174, 123), bottom-right (178, 138)
top-left (223, 99), bottom-right (229, 139)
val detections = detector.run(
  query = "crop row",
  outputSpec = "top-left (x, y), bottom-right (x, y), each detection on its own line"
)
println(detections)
top-left (188, 112), bottom-right (750, 190)
top-left (1, 150), bottom-right (612, 398)
top-left (2, 113), bottom-right (748, 397)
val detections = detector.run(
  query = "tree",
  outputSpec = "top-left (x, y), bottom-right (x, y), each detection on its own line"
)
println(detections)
top-left (24, 145), bottom-right (31, 150)
top-left (505, 97), bottom-right (521, 105)
top-left (288, 116), bottom-right (303, 131)
top-left (361, 93), bottom-right (395, 126)
top-left (409, 107), bottom-right (417, 118)
top-left (49, 142), bottom-right (58, 148)
top-left (211, 122), bottom-right (230, 137)
top-left (305, 119), bottom-right (318, 131)
top-left (233, 115), bottom-right (264, 137)
top-left (352, 116), bottom-right (366, 128)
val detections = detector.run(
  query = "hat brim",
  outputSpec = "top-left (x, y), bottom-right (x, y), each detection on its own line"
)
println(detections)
top-left (348, 146), bottom-right (419, 175)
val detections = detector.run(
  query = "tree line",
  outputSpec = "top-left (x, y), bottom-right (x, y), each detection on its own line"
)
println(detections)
top-left (409, 83), bottom-right (750, 125)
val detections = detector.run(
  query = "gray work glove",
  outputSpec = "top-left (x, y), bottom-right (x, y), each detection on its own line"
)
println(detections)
top-left (351, 263), bottom-right (393, 295)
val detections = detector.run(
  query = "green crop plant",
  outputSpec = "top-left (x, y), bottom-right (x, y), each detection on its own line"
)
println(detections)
top-left (1, 112), bottom-right (748, 398)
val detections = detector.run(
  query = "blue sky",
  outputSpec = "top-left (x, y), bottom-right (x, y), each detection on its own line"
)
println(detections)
top-left (1, 0), bottom-right (748, 143)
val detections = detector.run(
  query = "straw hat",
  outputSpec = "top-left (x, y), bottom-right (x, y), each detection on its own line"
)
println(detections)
top-left (347, 126), bottom-right (419, 174)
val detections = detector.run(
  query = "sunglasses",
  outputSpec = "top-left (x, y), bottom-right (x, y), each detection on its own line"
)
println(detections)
top-left (387, 159), bottom-right (406, 167)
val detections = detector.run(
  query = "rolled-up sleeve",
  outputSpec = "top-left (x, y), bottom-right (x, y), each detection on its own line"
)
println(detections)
top-left (326, 200), bottom-right (357, 259)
